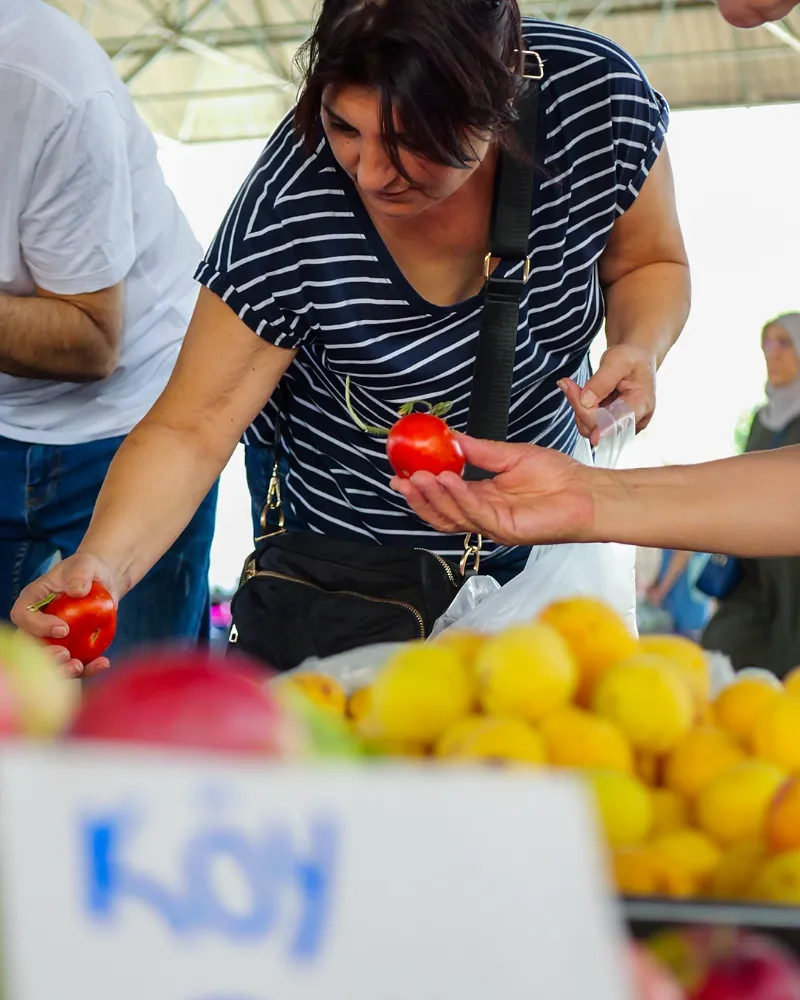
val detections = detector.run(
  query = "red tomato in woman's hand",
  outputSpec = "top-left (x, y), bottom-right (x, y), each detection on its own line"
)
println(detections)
top-left (386, 412), bottom-right (465, 479)
top-left (43, 581), bottom-right (117, 663)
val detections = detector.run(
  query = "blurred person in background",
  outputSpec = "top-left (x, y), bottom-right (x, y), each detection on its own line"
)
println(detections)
top-left (701, 314), bottom-right (800, 675)
top-left (11, 0), bottom-right (691, 676)
top-left (643, 549), bottom-right (712, 639)
top-left (0, 0), bottom-right (217, 662)
top-left (635, 546), bottom-right (673, 633)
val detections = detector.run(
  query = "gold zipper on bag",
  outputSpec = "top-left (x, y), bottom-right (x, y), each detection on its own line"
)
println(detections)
top-left (417, 549), bottom-right (459, 587)
top-left (249, 570), bottom-right (426, 639)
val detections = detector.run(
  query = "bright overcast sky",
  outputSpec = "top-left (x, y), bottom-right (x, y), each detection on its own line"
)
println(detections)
top-left (157, 101), bottom-right (800, 590)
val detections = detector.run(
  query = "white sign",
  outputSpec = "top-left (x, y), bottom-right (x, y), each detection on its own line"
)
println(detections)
top-left (0, 745), bottom-right (631, 1000)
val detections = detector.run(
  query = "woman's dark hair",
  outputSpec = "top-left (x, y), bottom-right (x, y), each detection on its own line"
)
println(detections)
top-left (294, 0), bottom-right (525, 176)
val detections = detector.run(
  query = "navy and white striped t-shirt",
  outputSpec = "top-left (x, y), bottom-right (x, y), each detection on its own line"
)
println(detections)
top-left (196, 19), bottom-right (669, 566)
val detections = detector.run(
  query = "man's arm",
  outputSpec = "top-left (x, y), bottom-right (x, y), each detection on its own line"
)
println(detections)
top-left (390, 438), bottom-right (800, 559)
top-left (0, 282), bottom-right (123, 381)
top-left (593, 448), bottom-right (800, 557)
top-left (11, 90), bottom-right (137, 380)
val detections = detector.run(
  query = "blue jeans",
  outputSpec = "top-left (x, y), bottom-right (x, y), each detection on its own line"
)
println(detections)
top-left (243, 443), bottom-right (531, 583)
top-left (0, 433), bottom-right (218, 658)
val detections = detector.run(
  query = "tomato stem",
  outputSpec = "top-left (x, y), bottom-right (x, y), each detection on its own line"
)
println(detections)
top-left (28, 593), bottom-right (58, 612)
top-left (344, 376), bottom-right (390, 436)
top-left (344, 376), bottom-right (455, 432)
top-left (398, 400), bottom-right (453, 417)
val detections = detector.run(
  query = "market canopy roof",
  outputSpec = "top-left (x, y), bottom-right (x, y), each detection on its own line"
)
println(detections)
top-left (54, 0), bottom-right (800, 142)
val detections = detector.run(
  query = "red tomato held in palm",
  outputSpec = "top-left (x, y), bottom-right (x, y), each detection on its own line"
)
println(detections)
top-left (386, 412), bottom-right (465, 479)
top-left (44, 581), bottom-right (117, 663)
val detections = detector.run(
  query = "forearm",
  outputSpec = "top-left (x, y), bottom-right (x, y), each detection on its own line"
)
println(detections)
top-left (74, 288), bottom-right (296, 590)
top-left (0, 292), bottom-right (116, 381)
top-left (78, 419), bottom-right (231, 595)
top-left (590, 447), bottom-right (800, 557)
top-left (603, 261), bottom-right (691, 367)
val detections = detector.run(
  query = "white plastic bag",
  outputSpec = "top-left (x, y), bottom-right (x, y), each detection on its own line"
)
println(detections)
top-left (283, 641), bottom-right (409, 695)
top-left (430, 400), bottom-right (638, 638)
top-left (707, 651), bottom-right (737, 696)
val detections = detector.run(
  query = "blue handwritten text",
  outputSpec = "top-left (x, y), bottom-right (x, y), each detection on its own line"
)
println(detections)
top-left (81, 802), bottom-right (338, 961)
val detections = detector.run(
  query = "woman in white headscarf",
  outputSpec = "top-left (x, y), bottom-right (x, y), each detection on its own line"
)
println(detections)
top-left (701, 312), bottom-right (800, 675)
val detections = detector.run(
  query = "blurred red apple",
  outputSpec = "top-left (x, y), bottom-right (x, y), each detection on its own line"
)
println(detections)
top-left (691, 933), bottom-right (800, 1000)
top-left (69, 649), bottom-right (294, 756)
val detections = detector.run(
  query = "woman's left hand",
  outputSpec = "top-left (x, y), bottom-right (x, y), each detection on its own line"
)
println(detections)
top-left (559, 343), bottom-right (656, 445)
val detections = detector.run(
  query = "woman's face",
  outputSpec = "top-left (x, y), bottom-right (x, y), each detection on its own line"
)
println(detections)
top-left (321, 84), bottom-right (491, 220)
top-left (763, 322), bottom-right (800, 387)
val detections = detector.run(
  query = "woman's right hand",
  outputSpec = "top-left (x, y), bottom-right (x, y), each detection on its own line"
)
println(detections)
top-left (10, 553), bottom-right (120, 678)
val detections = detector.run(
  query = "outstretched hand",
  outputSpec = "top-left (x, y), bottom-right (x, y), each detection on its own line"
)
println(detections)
top-left (390, 435), bottom-right (599, 547)
top-left (10, 552), bottom-right (118, 678)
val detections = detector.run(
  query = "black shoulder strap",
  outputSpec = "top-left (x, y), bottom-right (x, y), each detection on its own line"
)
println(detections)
top-left (464, 50), bottom-right (543, 480)
top-left (270, 381), bottom-right (286, 464)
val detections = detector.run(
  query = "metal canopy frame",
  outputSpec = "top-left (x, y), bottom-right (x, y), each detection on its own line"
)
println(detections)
top-left (55, 0), bottom-right (800, 142)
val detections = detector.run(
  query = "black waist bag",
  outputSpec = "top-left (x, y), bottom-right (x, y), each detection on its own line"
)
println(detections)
top-left (230, 531), bottom-right (461, 672)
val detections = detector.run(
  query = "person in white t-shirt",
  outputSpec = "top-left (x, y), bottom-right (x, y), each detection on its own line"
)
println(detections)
top-left (0, 0), bottom-right (217, 661)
